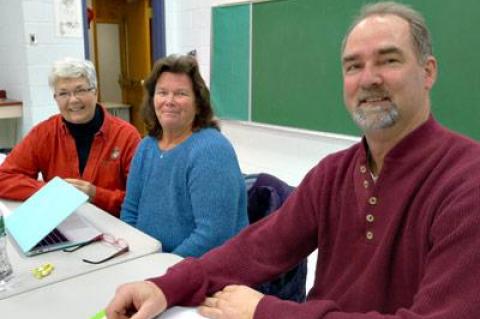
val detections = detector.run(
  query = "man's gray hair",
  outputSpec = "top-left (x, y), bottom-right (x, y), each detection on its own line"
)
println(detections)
top-left (48, 57), bottom-right (97, 89)
top-left (342, 1), bottom-right (433, 64)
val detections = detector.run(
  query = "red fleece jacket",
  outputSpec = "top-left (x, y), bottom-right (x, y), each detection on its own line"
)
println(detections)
top-left (0, 106), bottom-right (140, 216)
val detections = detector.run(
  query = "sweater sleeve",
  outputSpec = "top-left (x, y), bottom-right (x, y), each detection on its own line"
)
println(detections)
top-left (120, 139), bottom-right (147, 226)
top-left (0, 127), bottom-right (45, 200)
top-left (172, 138), bottom-right (247, 257)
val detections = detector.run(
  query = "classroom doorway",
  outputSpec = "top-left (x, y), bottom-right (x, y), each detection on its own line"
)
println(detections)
top-left (86, 0), bottom-right (156, 134)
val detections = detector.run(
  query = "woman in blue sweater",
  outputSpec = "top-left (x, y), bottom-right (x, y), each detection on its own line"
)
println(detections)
top-left (121, 54), bottom-right (248, 257)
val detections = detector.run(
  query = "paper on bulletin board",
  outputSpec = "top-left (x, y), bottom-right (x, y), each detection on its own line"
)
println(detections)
top-left (54, 0), bottom-right (83, 37)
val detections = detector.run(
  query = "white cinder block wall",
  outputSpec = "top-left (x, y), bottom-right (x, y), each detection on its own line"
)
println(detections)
top-left (164, 0), bottom-right (361, 294)
top-left (0, 0), bottom-right (84, 147)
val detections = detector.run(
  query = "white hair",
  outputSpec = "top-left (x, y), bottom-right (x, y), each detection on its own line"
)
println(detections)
top-left (48, 57), bottom-right (97, 89)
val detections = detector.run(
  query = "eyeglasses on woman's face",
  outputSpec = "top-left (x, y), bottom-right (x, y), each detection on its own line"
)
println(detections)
top-left (54, 87), bottom-right (96, 101)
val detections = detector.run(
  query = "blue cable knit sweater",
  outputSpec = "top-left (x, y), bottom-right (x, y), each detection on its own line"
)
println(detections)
top-left (121, 128), bottom-right (248, 257)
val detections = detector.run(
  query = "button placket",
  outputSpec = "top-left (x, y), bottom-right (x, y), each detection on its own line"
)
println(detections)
top-left (365, 190), bottom-right (378, 242)
top-left (359, 162), bottom-right (378, 242)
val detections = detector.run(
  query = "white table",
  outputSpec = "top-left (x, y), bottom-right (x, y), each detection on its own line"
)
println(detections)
top-left (0, 200), bottom-right (161, 300)
top-left (0, 253), bottom-right (204, 319)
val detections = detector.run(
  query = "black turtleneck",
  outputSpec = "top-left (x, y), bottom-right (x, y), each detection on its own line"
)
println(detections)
top-left (64, 105), bottom-right (104, 175)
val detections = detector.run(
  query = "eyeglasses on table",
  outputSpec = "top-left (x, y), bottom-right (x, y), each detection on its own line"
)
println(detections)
top-left (63, 233), bottom-right (129, 265)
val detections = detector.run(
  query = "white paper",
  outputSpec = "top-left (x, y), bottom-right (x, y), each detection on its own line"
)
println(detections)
top-left (91, 306), bottom-right (202, 319)
top-left (54, 0), bottom-right (83, 37)
top-left (157, 307), bottom-right (205, 319)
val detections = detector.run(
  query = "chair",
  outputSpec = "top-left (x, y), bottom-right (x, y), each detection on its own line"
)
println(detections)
top-left (245, 173), bottom-right (307, 303)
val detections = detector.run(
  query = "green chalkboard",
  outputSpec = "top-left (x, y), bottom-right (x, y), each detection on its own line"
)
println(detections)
top-left (211, 4), bottom-right (250, 121)
top-left (212, 0), bottom-right (480, 139)
top-left (252, 0), bottom-right (360, 135)
top-left (415, 0), bottom-right (480, 139)
top-left (251, 0), bottom-right (480, 139)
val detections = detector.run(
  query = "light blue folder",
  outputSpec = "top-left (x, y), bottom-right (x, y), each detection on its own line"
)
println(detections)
top-left (5, 176), bottom-right (88, 253)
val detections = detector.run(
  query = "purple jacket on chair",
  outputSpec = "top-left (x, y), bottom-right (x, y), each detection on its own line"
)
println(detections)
top-left (246, 173), bottom-right (307, 303)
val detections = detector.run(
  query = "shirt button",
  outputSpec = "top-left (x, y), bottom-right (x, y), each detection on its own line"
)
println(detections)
top-left (360, 165), bottom-right (367, 173)
top-left (366, 231), bottom-right (374, 240)
top-left (368, 196), bottom-right (377, 205)
top-left (363, 180), bottom-right (369, 188)
top-left (366, 214), bottom-right (375, 222)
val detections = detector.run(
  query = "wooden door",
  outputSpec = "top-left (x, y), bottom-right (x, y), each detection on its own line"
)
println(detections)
top-left (92, 0), bottom-right (151, 134)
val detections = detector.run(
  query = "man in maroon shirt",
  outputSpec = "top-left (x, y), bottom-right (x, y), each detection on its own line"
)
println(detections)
top-left (106, 2), bottom-right (480, 319)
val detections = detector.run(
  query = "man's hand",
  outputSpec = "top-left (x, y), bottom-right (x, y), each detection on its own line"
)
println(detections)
top-left (106, 281), bottom-right (167, 319)
top-left (65, 178), bottom-right (96, 200)
top-left (199, 285), bottom-right (264, 319)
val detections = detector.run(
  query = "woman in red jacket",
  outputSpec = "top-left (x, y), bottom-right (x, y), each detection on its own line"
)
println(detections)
top-left (0, 57), bottom-right (140, 216)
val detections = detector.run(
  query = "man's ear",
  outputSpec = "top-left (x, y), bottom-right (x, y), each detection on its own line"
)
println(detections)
top-left (424, 56), bottom-right (437, 90)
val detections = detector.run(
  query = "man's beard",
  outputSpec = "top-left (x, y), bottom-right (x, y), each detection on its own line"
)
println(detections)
top-left (352, 103), bottom-right (399, 131)
top-left (352, 90), bottom-right (399, 131)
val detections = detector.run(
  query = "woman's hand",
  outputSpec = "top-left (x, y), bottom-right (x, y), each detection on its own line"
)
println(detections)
top-left (65, 178), bottom-right (96, 200)
top-left (199, 285), bottom-right (264, 319)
